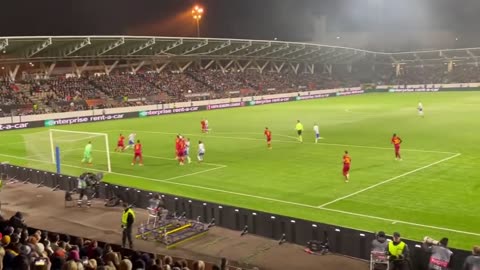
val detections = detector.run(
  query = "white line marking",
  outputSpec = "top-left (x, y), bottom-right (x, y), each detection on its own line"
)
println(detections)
top-left (106, 151), bottom-right (227, 168)
top-left (317, 153), bottom-right (462, 208)
top-left (0, 152), bottom-right (226, 183)
top-left (29, 147), bottom-right (228, 168)
top-left (0, 152), bottom-right (477, 236)
top-left (320, 206), bottom-right (480, 237)
top-left (124, 130), bottom-right (459, 155)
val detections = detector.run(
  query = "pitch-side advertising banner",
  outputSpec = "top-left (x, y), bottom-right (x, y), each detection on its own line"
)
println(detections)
top-left (44, 113), bottom-right (128, 127)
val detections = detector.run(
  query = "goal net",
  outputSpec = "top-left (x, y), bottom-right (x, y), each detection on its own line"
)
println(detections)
top-left (21, 129), bottom-right (112, 174)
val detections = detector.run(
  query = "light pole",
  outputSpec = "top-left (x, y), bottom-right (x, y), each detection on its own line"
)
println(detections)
top-left (192, 5), bottom-right (204, 37)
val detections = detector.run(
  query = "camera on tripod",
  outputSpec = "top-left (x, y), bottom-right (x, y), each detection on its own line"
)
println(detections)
top-left (67, 172), bottom-right (104, 208)
top-left (80, 172), bottom-right (103, 189)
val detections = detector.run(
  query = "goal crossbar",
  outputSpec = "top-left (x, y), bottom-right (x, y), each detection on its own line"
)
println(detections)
top-left (49, 129), bottom-right (111, 136)
top-left (48, 129), bottom-right (112, 173)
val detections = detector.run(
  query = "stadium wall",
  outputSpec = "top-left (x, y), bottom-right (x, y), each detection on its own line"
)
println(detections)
top-left (1, 83), bottom-right (479, 131)
top-left (0, 164), bottom-right (472, 270)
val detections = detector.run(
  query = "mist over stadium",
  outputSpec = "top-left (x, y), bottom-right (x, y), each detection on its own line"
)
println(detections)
top-left (0, 1), bottom-right (479, 270)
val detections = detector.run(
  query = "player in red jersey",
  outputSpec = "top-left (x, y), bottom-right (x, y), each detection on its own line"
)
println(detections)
top-left (264, 127), bottom-right (272, 149)
top-left (391, 133), bottom-right (403, 160)
top-left (201, 120), bottom-right (206, 133)
top-left (175, 135), bottom-right (185, 165)
top-left (115, 134), bottom-right (125, 152)
top-left (342, 151), bottom-right (351, 182)
top-left (131, 140), bottom-right (143, 166)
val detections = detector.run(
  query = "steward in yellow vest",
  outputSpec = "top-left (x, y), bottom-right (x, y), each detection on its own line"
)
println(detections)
top-left (387, 232), bottom-right (409, 270)
top-left (121, 203), bottom-right (135, 249)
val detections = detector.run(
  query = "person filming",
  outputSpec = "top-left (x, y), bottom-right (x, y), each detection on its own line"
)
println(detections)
top-left (423, 237), bottom-right (453, 270)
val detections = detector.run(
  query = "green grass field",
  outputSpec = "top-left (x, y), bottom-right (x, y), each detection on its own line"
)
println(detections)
top-left (1, 92), bottom-right (479, 249)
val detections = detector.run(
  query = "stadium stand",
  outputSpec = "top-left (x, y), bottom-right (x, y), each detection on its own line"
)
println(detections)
top-left (2, 63), bottom-right (480, 117)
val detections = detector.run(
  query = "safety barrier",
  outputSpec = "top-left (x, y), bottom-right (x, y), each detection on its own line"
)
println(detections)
top-left (0, 164), bottom-right (473, 270)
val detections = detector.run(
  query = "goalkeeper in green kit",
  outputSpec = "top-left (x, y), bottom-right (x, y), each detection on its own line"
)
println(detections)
top-left (82, 141), bottom-right (93, 165)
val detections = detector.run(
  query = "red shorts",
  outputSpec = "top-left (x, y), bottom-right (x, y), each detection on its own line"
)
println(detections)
top-left (343, 164), bottom-right (350, 174)
top-left (395, 145), bottom-right (400, 151)
top-left (118, 142), bottom-right (124, 147)
top-left (266, 137), bottom-right (271, 142)
top-left (176, 150), bottom-right (184, 157)
top-left (134, 153), bottom-right (142, 159)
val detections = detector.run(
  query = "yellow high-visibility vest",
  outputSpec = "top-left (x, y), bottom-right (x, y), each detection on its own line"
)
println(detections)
top-left (121, 208), bottom-right (135, 225)
top-left (388, 241), bottom-right (406, 257)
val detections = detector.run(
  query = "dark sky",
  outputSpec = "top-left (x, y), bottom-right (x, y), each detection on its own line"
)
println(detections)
top-left (1, 0), bottom-right (479, 42)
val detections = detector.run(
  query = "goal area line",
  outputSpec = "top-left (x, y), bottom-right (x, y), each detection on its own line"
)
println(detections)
top-left (0, 151), bottom-right (474, 237)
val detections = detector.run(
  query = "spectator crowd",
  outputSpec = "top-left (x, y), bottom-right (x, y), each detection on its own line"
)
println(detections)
top-left (2, 63), bottom-right (480, 116)
top-left (0, 212), bottom-right (232, 270)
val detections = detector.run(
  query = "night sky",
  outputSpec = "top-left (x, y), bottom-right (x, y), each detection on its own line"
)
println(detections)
top-left (1, 0), bottom-right (480, 42)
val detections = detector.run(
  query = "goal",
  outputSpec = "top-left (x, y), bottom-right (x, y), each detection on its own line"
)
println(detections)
top-left (22, 129), bottom-right (112, 173)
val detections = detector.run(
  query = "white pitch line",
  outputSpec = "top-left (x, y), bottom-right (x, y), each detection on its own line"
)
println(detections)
top-left (317, 153), bottom-right (462, 208)
top-left (35, 147), bottom-right (228, 168)
top-left (320, 206), bottom-right (480, 237)
top-left (106, 151), bottom-right (227, 168)
top-left (125, 130), bottom-right (459, 155)
top-left (0, 152), bottom-right (478, 237)
top-left (0, 152), bottom-right (226, 183)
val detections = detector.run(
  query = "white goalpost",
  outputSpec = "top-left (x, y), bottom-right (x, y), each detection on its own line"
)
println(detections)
top-left (46, 129), bottom-right (112, 173)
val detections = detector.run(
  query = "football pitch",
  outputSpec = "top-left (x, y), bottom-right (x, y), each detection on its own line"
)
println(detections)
top-left (1, 92), bottom-right (479, 249)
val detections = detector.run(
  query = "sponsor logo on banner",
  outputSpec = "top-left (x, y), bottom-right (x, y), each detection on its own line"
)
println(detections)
top-left (0, 123), bottom-right (30, 131)
top-left (336, 90), bottom-right (365, 96)
top-left (44, 113), bottom-right (125, 127)
top-left (140, 106), bottom-right (201, 117)
top-left (295, 94), bottom-right (330, 100)
top-left (249, 97), bottom-right (290, 105)
top-left (44, 120), bottom-right (56, 127)
top-left (388, 88), bottom-right (439, 93)
top-left (207, 102), bottom-right (244, 110)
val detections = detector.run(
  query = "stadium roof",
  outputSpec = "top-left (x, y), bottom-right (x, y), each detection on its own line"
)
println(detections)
top-left (1, 36), bottom-right (480, 66)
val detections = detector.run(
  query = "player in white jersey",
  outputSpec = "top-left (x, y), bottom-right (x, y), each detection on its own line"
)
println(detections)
top-left (418, 102), bottom-right (424, 117)
top-left (313, 124), bottom-right (320, 143)
top-left (184, 138), bottom-right (191, 164)
top-left (125, 133), bottom-right (136, 150)
top-left (197, 140), bottom-right (205, 162)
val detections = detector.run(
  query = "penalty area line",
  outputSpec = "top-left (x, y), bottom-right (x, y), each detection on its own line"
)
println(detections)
top-left (0, 152), bottom-right (478, 237)
top-left (317, 153), bottom-right (462, 208)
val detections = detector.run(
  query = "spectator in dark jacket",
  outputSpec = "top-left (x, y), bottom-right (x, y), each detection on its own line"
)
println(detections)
top-left (372, 231), bottom-right (388, 252)
top-left (9, 212), bottom-right (26, 229)
top-left (464, 246), bottom-right (480, 270)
